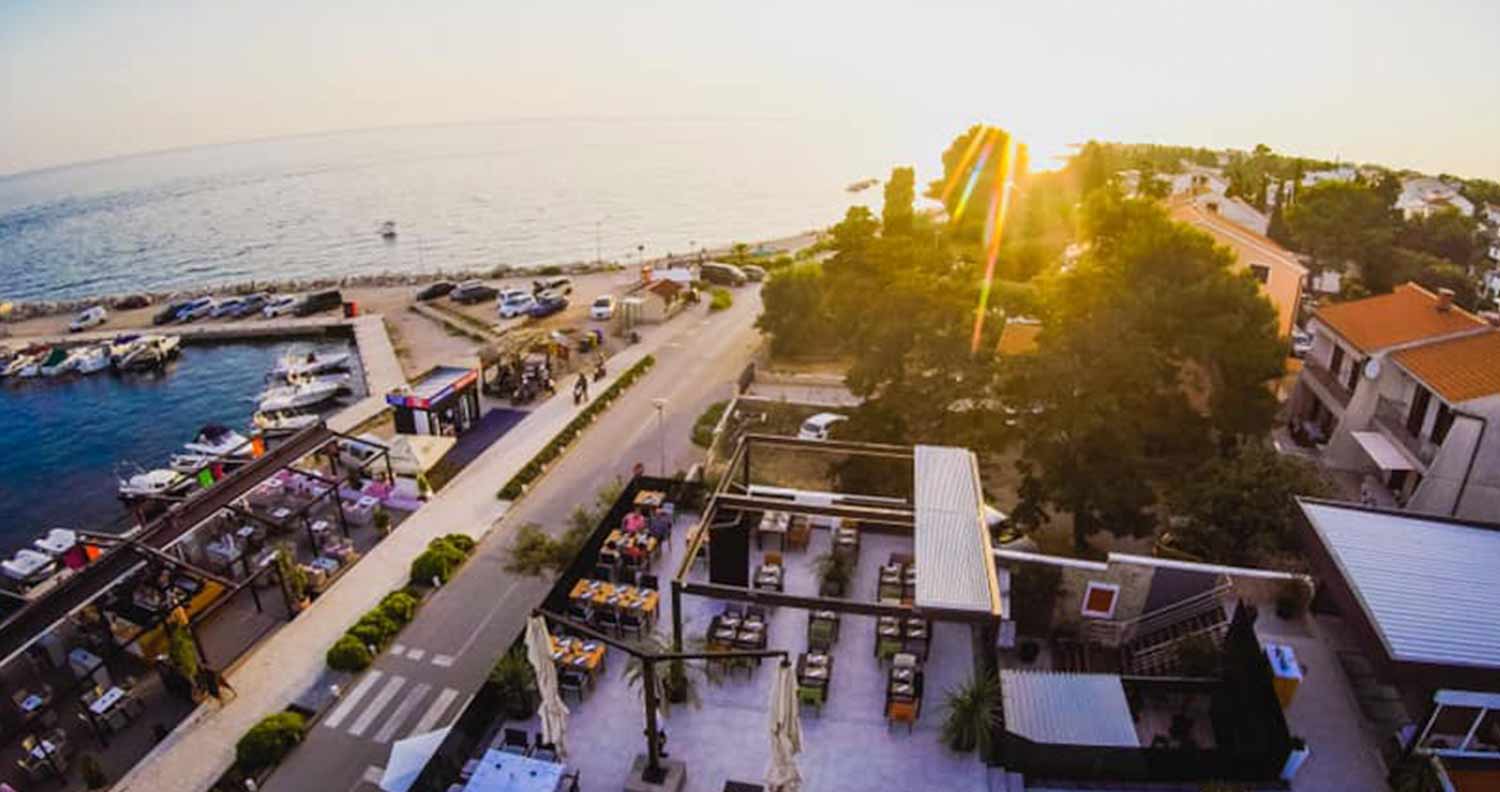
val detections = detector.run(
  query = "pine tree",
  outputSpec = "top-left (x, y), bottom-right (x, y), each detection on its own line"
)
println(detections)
top-left (1267, 199), bottom-right (1292, 247)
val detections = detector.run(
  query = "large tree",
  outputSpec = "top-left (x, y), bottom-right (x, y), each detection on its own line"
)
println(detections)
top-left (756, 261), bottom-right (835, 355)
top-left (1168, 442), bottom-right (1333, 567)
top-left (882, 166), bottom-right (916, 236)
top-left (1398, 207), bottom-right (1479, 266)
top-left (1285, 181), bottom-right (1400, 287)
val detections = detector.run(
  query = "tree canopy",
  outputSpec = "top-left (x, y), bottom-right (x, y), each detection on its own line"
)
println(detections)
top-left (1168, 442), bottom-right (1333, 567)
top-left (882, 166), bottom-right (916, 236)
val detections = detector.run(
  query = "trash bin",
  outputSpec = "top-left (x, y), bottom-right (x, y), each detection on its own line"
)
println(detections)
top-left (343, 301), bottom-right (359, 318)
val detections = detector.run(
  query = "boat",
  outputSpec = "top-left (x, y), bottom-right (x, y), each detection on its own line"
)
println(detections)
top-left (846, 178), bottom-right (879, 193)
top-left (379, 220), bottom-right (398, 240)
top-left (258, 374), bottom-right (348, 412)
top-left (107, 334), bottom-right (144, 366)
top-left (273, 349), bottom-right (351, 379)
top-left (253, 408), bottom-right (321, 432)
top-left (74, 345), bottom-right (112, 374)
top-left (117, 335), bottom-right (181, 371)
top-left (32, 528), bottom-right (78, 557)
top-left (183, 423), bottom-right (253, 458)
top-left (38, 347), bottom-right (75, 377)
top-left (2, 353), bottom-right (38, 378)
top-left (169, 452), bottom-right (250, 473)
top-left (118, 468), bottom-right (189, 500)
top-left (1, 550), bottom-right (57, 587)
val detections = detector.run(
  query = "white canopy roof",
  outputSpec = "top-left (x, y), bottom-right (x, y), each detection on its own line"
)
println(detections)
top-left (999, 670), bottom-right (1139, 747)
top-left (912, 445), bottom-right (1002, 616)
top-left (1351, 431), bottom-right (1416, 471)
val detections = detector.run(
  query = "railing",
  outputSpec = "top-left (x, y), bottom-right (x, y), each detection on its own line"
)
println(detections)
top-left (1300, 357), bottom-right (1354, 409)
top-left (1373, 396), bottom-right (1438, 467)
top-left (1085, 576), bottom-right (1232, 648)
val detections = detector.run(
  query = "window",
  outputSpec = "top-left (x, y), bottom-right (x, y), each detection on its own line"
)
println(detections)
top-left (1329, 344), bottom-right (1346, 378)
top-left (1432, 402), bottom-right (1456, 444)
top-left (1081, 581), bottom-right (1120, 619)
top-left (1249, 264), bottom-right (1271, 284)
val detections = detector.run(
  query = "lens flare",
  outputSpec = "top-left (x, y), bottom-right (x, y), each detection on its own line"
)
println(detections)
top-left (938, 127), bottom-right (992, 207)
top-left (970, 135), bottom-right (1022, 355)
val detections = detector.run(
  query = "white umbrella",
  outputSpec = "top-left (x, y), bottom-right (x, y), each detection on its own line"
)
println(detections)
top-left (379, 726), bottom-right (450, 792)
top-left (525, 615), bottom-right (571, 758)
top-left (765, 660), bottom-right (803, 792)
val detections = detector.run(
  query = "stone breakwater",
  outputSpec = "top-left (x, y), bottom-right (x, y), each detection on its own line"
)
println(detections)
top-left (2, 260), bottom-right (623, 322)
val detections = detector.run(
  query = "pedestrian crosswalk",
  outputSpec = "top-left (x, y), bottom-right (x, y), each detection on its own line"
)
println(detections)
top-left (386, 643), bottom-right (453, 668)
top-left (322, 670), bottom-right (464, 745)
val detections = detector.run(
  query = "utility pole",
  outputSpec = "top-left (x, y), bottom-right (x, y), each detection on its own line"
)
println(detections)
top-left (652, 398), bottom-right (667, 476)
top-left (595, 219), bottom-right (603, 266)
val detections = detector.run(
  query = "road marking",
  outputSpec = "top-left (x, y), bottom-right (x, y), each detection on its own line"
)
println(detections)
top-left (323, 670), bottom-right (383, 729)
top-left (362, 766), bottom-right (383, 784)
top-left (431, 654), bottom-right (455, 667)
top-left (374, 682), bottom-right (431, 743)
top-left (390, 643), bottom-right (406, 655)
top-left (409, 687), bottom-right (460, 737)
top-left (407, 648), bottom-right (425, 661)
top-left (348, 675), bottom-right (406, 737)
top-left (449, 578), bottom-right (524, 658)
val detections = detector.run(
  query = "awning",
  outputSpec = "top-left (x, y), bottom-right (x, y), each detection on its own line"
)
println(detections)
top-left (1351, 431), bottom-right (1415, 471)
top-left (999, 671), bottom-right (1138, 748)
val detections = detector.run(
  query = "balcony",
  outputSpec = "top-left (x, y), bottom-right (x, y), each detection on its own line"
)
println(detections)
top-left (1373, 396), bottom-right (1438, 468)
top-left (1301, 358), bottom-right (1354, 411)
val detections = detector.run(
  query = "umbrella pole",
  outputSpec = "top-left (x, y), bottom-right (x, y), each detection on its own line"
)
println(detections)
top-left (642, 658), bottom-right (666, 783)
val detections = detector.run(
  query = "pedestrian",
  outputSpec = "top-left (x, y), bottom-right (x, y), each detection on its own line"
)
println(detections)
top-left (578, 372), bottom-right (590, 401)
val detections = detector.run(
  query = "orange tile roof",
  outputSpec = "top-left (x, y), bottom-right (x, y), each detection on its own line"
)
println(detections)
top-left (1313, 283), bottom-right (1485, 352)
top-left (997, 319), bottom-right (1041, 355)
top-left (1391, 330), bottom-right (1500, 403)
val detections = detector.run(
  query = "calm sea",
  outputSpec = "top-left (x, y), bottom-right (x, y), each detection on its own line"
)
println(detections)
top-left (0, 340), bottom-right (358, 556)
top-left (0, 118), bottom-right (933, 302)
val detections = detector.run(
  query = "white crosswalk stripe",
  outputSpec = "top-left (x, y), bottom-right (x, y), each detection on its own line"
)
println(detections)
top-left (374, 682), bottom-right (431, 743)
top-left (431, 654), bottom-right (455, 667)
top-left (348, 674), bottom-right (406, 737)
top-left (409, 687), bottom-right (460, 737)
top-left (407, 648), bottom-right (425, 661)
top-left (323, 670), bottom-right (383, 729)
top-left (389, 643), bottom-right (406, 655)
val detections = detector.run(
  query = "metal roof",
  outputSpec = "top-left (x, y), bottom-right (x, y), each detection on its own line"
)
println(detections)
top-left (1300, 501), bottom-right (1500, 670)
top-left (913, 445), bottom-right (1001, 615)
top-left (999, 670), bottom-right (1139, 748)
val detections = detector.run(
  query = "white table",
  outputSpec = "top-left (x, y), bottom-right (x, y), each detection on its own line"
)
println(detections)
top-left (69, 647), bottom-right (107, 684)
top-left (27, 739), bottom-right (60, 761)
top-left (89, 686), bottom-right (125, 717)
top-left (463, 749), bottom-right (564, 792)
top-left (271, 507), bottom-right (293, 522)
top-left (18, 694), bottom-right (43, 713)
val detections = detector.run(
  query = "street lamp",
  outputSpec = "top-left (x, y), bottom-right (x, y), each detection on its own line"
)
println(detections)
top-left (651, 398), bottom-right (667, 476)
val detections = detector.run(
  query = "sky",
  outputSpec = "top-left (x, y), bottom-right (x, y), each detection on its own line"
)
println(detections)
top-left (2, 0), bottom-right (1499, 179)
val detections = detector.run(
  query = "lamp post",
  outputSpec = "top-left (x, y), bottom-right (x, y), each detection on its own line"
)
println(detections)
top-left (595, 218), bottom-right (605, 266)
top-left (652, 398), bottom-right (667, 476)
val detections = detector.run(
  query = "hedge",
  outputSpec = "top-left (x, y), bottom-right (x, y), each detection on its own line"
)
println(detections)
top-left (236, 712), bottom-right (306, 773)
top-left (326, 635), bottom-right (374, 672)
top-left (410, 535), bottom-right (473, 586)
top-left (497, 354), bottom-right (656, 500)
top-left (324, 537), bottom-right (478, 671)
top-left (709, 287), bottom-right (732, 311)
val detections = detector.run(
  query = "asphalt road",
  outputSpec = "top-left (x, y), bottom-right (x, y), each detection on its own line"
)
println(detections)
top-left (267, 288), bottom-right (763, 792)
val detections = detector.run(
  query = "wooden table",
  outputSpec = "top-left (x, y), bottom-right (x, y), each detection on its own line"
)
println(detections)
top-left (568, 579), bottom-right (660, 621)
top-left (756, 511), bottom-right (788, 550)
top-left (633, 489), bottom-right (666, 509)
top-left (549, 636), bottom-right (607, 676)
top-left (606, 529), bottom-right (658, 558)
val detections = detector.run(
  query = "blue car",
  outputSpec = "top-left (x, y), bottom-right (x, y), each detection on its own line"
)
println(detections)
top-left (528, 293), bottom-right (569, 318)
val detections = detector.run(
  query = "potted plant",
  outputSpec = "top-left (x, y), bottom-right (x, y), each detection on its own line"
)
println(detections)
top-left (625, 633), bottom-right (719, 712)
top-left (942, 674), bottom-right (1001, 754)
top-left (416, 473), bottom-right (433, 500)
top-left (1276, 578), bottom-right (1311, 620)
top-left (373, 506), bottom-right (391, 537)
top-left (489, 646), bottom-right (538, 720)
top-left (79, 753), bottom-right (108, 789)
top-left (165, 622), bottom-right (201, 700)
top-left (276, 545), bottom-right (309, 611)
top-left (815, 551), bottom-right (853, 598)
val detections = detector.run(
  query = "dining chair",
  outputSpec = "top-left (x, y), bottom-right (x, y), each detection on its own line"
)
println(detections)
top-left (594, 608), bottom-right (621, 636)
top-left (797, 685), bottom-right (824, 714)
top-left (530, 738), bottom-right (559, 762)
top-left (636, 573), bottom-right (659, 590)
top-left (500, 728), bottom-right (530, 754)
top-left (887, 700), bottom-right (918, 733)
top-left (561, 770), bottom-right (582, 792)
top-left (764, 552), bottom-right (783, 567)
top-left (893, 652), bottom-right (918, 670)
top-left (619, 611), bottom-right (646, 639)
top-left (591, 564), bottom-right (614, 583)
top-left (558, 671), bottom-right (587, 704)
top-left (746, 605), bottom-right (768, 624)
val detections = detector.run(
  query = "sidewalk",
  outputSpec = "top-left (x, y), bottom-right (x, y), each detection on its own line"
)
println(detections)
top-left (114, 326), bottom-right (664, 792)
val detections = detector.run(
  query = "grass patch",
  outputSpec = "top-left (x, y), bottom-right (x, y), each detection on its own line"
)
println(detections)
top-left (709, 287), bottom-right (732, 311)
top-left (691, 400), bottom-right (728, 448)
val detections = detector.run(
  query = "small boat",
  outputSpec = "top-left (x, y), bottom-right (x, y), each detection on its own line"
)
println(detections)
top-left (273, 349), bottom-right (351, 379)
top-left (107, 334), bottom-right (144, 366)
top-left (258, 374), bottom-right (348, 412)
top-left (2, 550), bottom-right (57, 587)
top-left (118, 468), bottom-right (189, 500)
top-left (253, 408), bottom-right (321, 432)
top-left (846, 178), bottom-right (879, 193)
top-left (2, 353), bottom-right (38, 378)
top-left (73, 345), bottom-right (112, 374)
top-left (32, 528), bottom-right (78, 557)
top-left (183, 423), bottom-right (252, 458)
top-left (118, 335), bottom-right (181, 371)
top-left (169, 452), bottom-right (249, 473)
top-left (379, 220), bottom-right (398, 240)
top-left (38, 347), bottom-right (75, 377)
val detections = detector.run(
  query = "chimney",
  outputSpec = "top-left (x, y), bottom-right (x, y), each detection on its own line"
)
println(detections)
top-left (1436, 288), bottom-right (1455, 312)
top-left (1481, 311), bottom-right (1500, 327)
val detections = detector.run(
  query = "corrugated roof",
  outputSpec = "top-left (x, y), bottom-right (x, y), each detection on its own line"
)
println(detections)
top-left (996, 319), bottom-right (1041, 356)
top-left (1300, 501), bottom-right (1500, 669)
top-left (1390, 330), bottom-right (1500, 404)
top-left (999, 670), bottom-right (1139, 747)
top-left (1313, 283), bottom-right (1485, 353)
top-left (913, 445), bottom-right (1000, 615)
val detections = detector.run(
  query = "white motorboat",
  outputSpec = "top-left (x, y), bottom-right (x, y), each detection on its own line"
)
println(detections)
top-left (168, 452), bottom-right (247, 473)
top-left (118, 335), bottom-right (181, 371)
top-left (184, 423), bottom-right (252, 458)
top-left (70, 345), bottom-right (111, 375)
top-left (2, 353), bottom-right (38, 378)
top-left (2, 549), bottom-right (57, 586)
top-left (273, 349), bottom-right (351, 379)
top-left (33, 528), bottom-right (78, 557)
top-left (39, 347), bottom-right (75, 377)
top-left (253, 408), bottom-right (320, 432)
top-left (107, 334), bottom-right (144, 366)
top-left (258, 374), bottom-right (348, 412)
top-left (118, 468), bottom-right (188, 500)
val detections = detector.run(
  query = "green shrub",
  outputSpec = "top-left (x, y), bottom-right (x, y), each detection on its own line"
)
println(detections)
top-left (691, 400), bottom-right (728, 447)
top-left (166, 622), bottom-right (199, 686)
top-left (326, 635), bottom-right (373, 672)
top-left (379, 591), bottom-right (419, 623)
top-left (410, 547), bottom-right (463, 585)
top-left (235, 712), bottom-right (306, 773)
top-left (709, 287), bottom-right (732, 311)
top-left (440, 534), bottom-right (476, 554)
top-left (538, 264), bottom-right (564, 276)
top-left (349, 612), bottom-right (401, 647)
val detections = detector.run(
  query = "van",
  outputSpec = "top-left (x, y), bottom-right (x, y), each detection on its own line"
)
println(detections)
top-left (533, 276), bottom-right (573, 295)
top-left (797, 412), bottom-right (848, 441)
top-left (68, 306), bottom-right (108, 332)
top-left (293, 290), bottom-right (343, 317)
top-left (700, 262), bottom-right (747, 286)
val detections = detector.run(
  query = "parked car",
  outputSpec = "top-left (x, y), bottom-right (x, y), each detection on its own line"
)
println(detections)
top-left (450, 281), bottom-right (499, 304)
top-left (797, 412), bottom-right (847, 441)
top-left (69, 306), bottom-right (108, 332)
top-left (293, 290), bottom-right (343, 317)
top-left (532, 276), bottom-right (573, 295)
top-left (497, 289), bottom-right (537, 318)
top-left (416, 281), bottom-right (456, 301)
top-left (230, 293), bottom-right (269, 317)
top-left (262, 295), bottom-right (300, 318)
top-left (700, 262), bottom-right (747, 286)
top-left (742, 264), bottom-right (767, 282)
top-left (1291, 328), bottom-right (1313, 358)
top-left (590, 295), bottom-right (616, 320)
top-left (153, 300), bottom-right (193, 325)
top-left (529, 292), bottom-right (569, 318)
top-left (211, 298), bottom-right (244, 318)
top-left (175, 297), bottom-right (217, 323)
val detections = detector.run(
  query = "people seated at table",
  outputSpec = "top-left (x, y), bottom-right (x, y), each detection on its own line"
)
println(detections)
top-left (621, 509), bottom-right (647, 535)
top-left (649, 510), bottom-right (672, 541)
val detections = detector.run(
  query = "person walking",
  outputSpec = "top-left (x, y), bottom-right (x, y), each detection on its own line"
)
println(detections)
top-left (576, 372), bottom-right (590, 402)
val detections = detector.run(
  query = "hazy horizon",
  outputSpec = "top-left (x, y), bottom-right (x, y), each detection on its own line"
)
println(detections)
top-left (4, 0), bottom-right (1499, 181)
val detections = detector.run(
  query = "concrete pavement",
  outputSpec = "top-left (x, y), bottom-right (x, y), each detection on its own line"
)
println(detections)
top-left (263, 291), bottom-right (764, 791)
top-left (112, 288), bottom-right (762, 792)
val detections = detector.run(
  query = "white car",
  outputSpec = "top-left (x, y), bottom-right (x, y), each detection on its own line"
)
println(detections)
top-left (797, 412), bottom-right (848, 441)
top-left (175, 297), bottom-right (216, 322)
top-left (498, 289), bottom-right (537, 318)
top-left (263, 295), bottom-right (300, 318)
top-left (590, 295), bottom-right (616, 320)
top-left (68, 306), bottom-right (108, 332)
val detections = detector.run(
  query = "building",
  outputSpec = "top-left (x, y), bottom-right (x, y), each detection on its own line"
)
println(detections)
top-left (637, 278), bottom-right (686, 323)
top-left (385, 365), bottom-right (481, 436)
top-left (1169, 197), bottom-right (1308, 338)
top-left (1301, 166), bottom-right (1358, 187)
top-left (1287, 283), bottom-right (1500, 516)
top-left (996, 316), bottom-right (1041, 356)
top-left (1395, 177), bottom-right (1476, 219)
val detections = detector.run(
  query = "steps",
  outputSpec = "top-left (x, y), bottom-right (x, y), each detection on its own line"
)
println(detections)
top-left (1119, 603), bottom-right (1229, 676)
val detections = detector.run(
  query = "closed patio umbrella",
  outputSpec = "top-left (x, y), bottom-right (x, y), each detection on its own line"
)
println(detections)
top-left (379, 726), bottom-right (450, 792)
top-left (766, 660), bottom-right (803, 792)
top-left (525, 615), bottom-right (570, 758)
